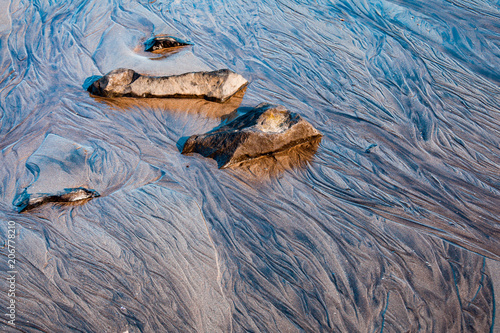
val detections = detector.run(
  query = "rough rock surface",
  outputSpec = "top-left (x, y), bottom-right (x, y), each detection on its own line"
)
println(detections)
top-left (15, 188), bottom-right (100, 212)
top-left (181, 103), bottom-right (322, 168)
top-left (88, 68), bottom-right (248, 103)
top-left (144, 35), bottom-right (192, 52)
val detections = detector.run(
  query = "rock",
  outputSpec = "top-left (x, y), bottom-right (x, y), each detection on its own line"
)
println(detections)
top-left (181, 103), bottom-right (322, 168)
top-left (88, 68), bottom-right (248, 103)
top-left (144, 36), bottom-right (192, 52)
top-left (13, 134), bottom-right (166, 213)
top-left (228, 137), bottom-right (322, 177)
top-left (15, 188), bottom-right (100, 213)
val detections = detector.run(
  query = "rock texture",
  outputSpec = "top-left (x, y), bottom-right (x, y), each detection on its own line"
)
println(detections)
top-left (87, 68), bottom-right (248, 103)
top-left (181, 103), bottom-right (322, 168)
top-left (144, 35), bottom-right (192, 52)
top-left (15, 187), bottom-right (100, 212)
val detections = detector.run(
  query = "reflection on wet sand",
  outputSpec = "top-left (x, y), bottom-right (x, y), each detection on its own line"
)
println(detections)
top-left (230, 136), bottom-right (322, 177)
top-left (90, 87), bottom-right (246, 118)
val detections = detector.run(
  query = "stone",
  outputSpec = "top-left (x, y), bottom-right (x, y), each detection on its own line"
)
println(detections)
top-left (15, 188), bottom-right (100, 213)
top-left (144, 36), bottom-right (192, 52)
top-left (87, 68), bottom-right (248, 103)
top-left (91, 23), bottom-right (210, 77)
top-left (181, 103), bottom-right (322, 168)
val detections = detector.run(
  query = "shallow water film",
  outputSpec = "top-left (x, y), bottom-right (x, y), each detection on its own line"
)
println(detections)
top-left (1, 0), bottom-right (500, 332)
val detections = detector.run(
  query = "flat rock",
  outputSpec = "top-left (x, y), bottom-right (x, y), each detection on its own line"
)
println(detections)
top-left (181, 103), bottom-right (322, 168)
top-left (15, 188), bottom-right (100, 213)
top-left (88, 68), bottom-right (248, 103)
top-left (144, 35), bottom-right (192, 52)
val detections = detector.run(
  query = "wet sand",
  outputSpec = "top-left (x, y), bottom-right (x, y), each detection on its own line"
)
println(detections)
top-left (0, 0), bottom-right (499, 332)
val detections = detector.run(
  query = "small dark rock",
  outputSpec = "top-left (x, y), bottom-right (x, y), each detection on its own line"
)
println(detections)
top-left (12, 134), bottom-right (100, 213)
top-left (87, 68), bottom-right (248, 103)
top-left (144, 36), bottom-right (192, 52)
top-left (181, 103), bottom-right (322, 168)
top-left (15, 187), bottom-right (100, 213)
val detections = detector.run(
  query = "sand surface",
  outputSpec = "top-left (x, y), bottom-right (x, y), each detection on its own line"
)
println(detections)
top-left (0, 0), bottom-right (499, 331)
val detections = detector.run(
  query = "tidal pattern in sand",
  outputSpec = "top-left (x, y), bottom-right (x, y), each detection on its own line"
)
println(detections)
top-left (0, 0), bottom-right (499, 332)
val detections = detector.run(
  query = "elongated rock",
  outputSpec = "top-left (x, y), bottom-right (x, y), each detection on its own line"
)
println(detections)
top-left (15, 188), bottom-right (100, 213)
top-left (87, 68), bottom-right (248, 103)
top-left (181, 103), bottom-right (322, 168)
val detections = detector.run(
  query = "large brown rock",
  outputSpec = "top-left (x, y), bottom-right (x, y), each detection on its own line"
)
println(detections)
top-left (87, 68), bottom-right (248, 103)
top-left (181, 103), bottom-right (322, 168)
top-left (12, 134), bottom-right (100, 212)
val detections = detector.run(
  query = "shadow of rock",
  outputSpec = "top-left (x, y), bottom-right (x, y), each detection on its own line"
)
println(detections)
top-left (181, 103), bottom-right (322, 169)
top-left (82, 75), bottom-right (102, 91)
